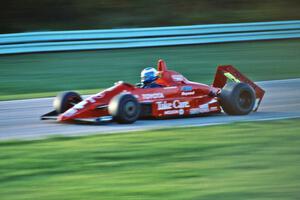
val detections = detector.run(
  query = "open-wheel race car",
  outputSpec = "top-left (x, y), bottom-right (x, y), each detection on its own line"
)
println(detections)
top-left (41, 59), bottom-right (265, 124)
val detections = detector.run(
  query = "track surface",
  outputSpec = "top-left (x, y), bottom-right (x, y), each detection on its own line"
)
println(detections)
top-left (0, 79), bottom-right (299, 140)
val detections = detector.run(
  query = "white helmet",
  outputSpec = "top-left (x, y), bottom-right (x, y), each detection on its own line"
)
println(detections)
top-left (141, 67), bottom-right (158, 84)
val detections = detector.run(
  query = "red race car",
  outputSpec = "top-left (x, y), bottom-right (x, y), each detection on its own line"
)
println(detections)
top-left (41, 59), bottom-right (265, 124)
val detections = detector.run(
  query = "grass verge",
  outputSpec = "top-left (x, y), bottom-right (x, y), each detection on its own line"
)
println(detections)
top-left (0, 119), bottom-right (300, 199)
top-left (1, 39), bottom-right (300, 100)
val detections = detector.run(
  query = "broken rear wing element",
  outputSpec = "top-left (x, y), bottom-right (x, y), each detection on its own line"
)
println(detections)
top-left (213, 65), bottom-right (265, 112)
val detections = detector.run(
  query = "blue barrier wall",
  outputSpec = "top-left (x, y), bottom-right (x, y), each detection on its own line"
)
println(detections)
top-left (0, 20), bottom-right (300, 54)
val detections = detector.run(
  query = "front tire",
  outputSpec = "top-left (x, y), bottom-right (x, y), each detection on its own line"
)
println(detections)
top-left (53, 91), bottom-right (82, 114)
top-left (108, 93), bottom-right (140, 124)
top-left (219, 82), bottom-right (255, 115)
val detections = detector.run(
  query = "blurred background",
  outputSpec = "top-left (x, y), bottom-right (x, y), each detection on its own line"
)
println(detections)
top-left (1, 0), bottom-right (300, 101)
top-left (1, 1), bottom-right (300, 200)
top-left (1, 0), bottom-right (300, 33)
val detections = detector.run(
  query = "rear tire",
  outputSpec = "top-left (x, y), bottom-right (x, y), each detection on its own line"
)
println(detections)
top-left (53, 91), bottom-right (82, 114)
top-left (219, 82), bottom-right (255, 115)
top-left (108, 93), bottom-right (140, 124)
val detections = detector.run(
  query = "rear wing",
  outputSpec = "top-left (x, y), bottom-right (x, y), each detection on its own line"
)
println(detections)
top-left (213, 65), bottom-right (265, 112)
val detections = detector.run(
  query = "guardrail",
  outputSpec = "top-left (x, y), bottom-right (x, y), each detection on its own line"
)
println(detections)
top-left (1, 20), bottom-right (300, 54)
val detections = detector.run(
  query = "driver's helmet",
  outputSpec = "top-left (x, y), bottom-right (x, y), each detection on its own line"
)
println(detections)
top-left (141, 67), bottom-right (158, 84)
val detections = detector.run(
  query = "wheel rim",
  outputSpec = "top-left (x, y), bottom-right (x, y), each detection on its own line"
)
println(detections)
top-left (239, 91), bottom-right (252, 109)
top-left (124, 101), bottom-right (137, 117)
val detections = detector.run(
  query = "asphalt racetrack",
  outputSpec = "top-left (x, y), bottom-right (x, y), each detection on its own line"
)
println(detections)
top-left (0, 79), bottom-right (299, 140)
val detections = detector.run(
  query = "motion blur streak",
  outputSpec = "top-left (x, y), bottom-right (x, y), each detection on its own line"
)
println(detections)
top-left (0, 79), bottom-right (299, 140)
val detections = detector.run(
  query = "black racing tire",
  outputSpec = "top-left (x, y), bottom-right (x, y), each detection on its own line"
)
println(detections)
top-left (53, 91), bottom-right (82, 114)
top-left (219, 82), bottom-right (256, 115)
top-left (108, 93), bottom-right (141, 124)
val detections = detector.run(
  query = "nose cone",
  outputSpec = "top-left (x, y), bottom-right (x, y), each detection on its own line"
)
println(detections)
top-left (57, 114), bottom-right (69, 122)
top-left (57, 108), bottom-right (79, 122)
top-left (56, 94), bottom-right (105, 122)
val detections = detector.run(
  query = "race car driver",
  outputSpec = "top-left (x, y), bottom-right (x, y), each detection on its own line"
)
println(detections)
top-left (139, 67), bottom-right (163, 88)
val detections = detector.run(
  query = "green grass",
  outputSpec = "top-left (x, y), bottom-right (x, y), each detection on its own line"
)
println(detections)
top-left (0, 89), bottom-right (102, 101)
top-left (0, 119), bottom-right (300, 199)
top-left (1, 39), bottom-right (300, 100)
top-left (1, 0), bottom-right (300, 33)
